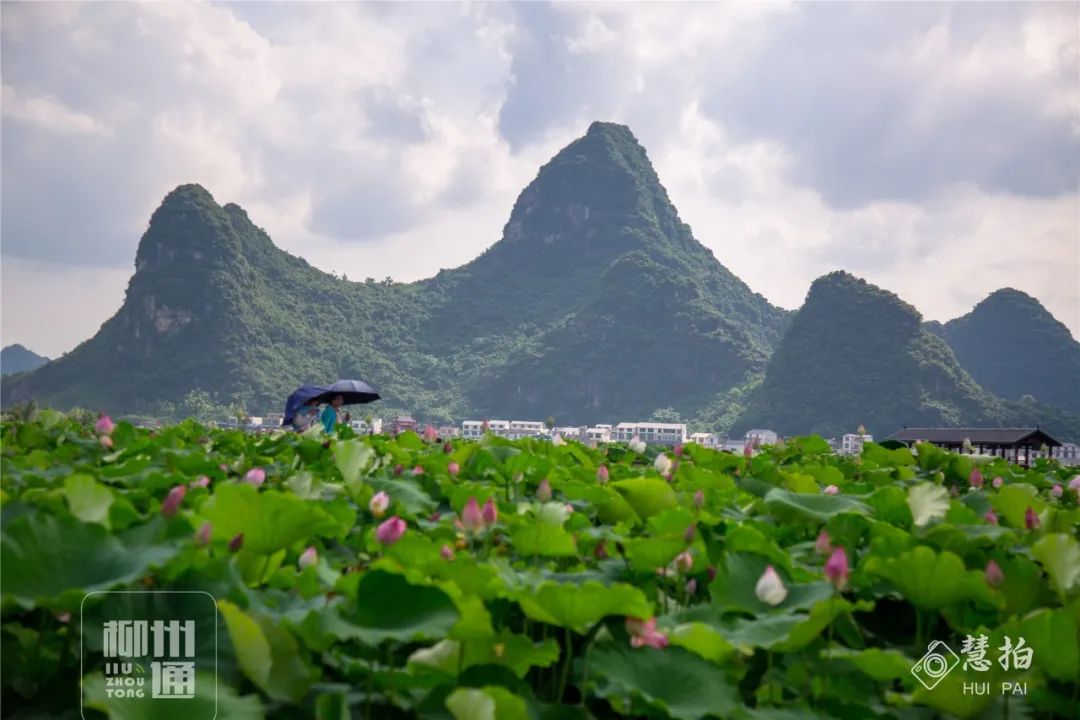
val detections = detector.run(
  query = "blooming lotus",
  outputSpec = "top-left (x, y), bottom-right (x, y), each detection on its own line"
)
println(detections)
top-left (244, 468), bottom-right (266, 487)
top-left (1024, 506), bottom-right (1040, 530)
top-left (195, 522), bottom-right (212, 547)
top-left (629, 435), bottom-right (646, 454)
top-left (1051, 484), bottom-right (1063, 498)
top-left (298, 546), bottom-right (318, 569)
top-left (992, 476), bottom-right (1004, 489)
top-left (824, 548), bottom-right (850, 590)
top-left (969, 468), bottom-right (984, 489)
top-left (161, 485), bottom-right (186, 518)
top-left (596, 465), bottom-right (609, 484)
top-left (422, 424), bottom-right (438, 443)
top-left (536, 479), bottom-right (552, 502)
top-left (815, 530), bottom-right (832, 555)
top-left (369, 491), bottom-right (390, 518)
top-left (755, 565), bottom-right (788, 606)
top-left (461, 498), bottom-right (484, 533)
top-left (448, 462), bottom-right (460, 477)
top-left (985, 559), bottom-right (1004, 588)
top-left (654, 453), bottom-right (672, 476)
top-left (95, 414), bottom-right (115, 436)
top-left (823, 485), bottom-right (839, 495)
top-left (481, 497), bottom-right (498, 527)
top-left (626, 617), bottom-right (668, 649)
top-left (674, 550), bottom-right (693, 573)
top-left (376, 516), bottom-right (407, 545)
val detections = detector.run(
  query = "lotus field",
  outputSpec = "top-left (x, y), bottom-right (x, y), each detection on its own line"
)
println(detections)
top-left (2, 413), bottom-right (1079, 720)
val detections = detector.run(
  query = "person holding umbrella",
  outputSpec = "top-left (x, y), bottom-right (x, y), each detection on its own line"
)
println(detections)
top-left (320, 395), bottom-right (349, 434)
top-left (314, 379), bottom-right (380, 434)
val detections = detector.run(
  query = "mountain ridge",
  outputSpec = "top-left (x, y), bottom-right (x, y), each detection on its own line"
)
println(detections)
top-left (0, 345), bottom-right (49, 376)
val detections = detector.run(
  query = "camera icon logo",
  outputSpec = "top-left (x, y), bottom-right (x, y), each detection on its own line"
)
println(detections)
top-left (911, 641), bottom-right (961, 690)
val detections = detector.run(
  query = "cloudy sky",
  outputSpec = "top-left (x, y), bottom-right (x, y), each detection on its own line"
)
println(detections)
top-left (2, 1), bottom-right (1078, 357)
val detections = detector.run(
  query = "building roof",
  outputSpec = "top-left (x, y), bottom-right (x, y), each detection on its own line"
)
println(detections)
top-left (890, 427), bottom-right (1061, 447)
top-left (616, 422), bottom-right (687, 429)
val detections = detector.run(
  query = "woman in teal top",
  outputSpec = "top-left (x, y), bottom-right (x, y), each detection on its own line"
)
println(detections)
top-left (320, 395), bottom-right (346, 433)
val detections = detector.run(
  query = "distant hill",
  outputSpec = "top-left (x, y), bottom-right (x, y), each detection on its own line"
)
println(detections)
top-left (941, 289), bottom-right (1080, 413)
top-left (1, 122), bottom-right (788, 424)
top-left (735, 272), bottom-right (1080, 441)
top-left (0, 345), bottom-right (48, 376)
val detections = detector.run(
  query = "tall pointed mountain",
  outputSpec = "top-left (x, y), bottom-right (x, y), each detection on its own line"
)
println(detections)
top-left (736, 272), bottom-right (1080, 440)
top-left (941, 289), bottom-right (1080, 413)
top-left (3, 123), bottom-right (787, 423)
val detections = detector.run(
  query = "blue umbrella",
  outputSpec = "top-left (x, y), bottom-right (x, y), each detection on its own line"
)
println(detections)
top-left (315, 379), bottom-right (381, 406)
top-left (282, 384), bottom-right (329, 426)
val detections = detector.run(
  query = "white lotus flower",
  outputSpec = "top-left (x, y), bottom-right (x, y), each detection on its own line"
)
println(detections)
top-left (755, 565), bottom-right (788, 606)
top-left (629, 435), bottom-right (646, 453)
top-left (654, 453), bottom-right (672, 475)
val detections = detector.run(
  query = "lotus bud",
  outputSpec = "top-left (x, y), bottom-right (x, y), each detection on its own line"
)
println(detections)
top-left (565, 503), bottom-right (575, 514)
top-left (228, 533), bottom-right (244, 552)
top-left (824, 548), bottom-right (850, 590)
top-left (1051, 484), bottom-right (1063, 498)
top-left (594, 541), bottom-right (609, 560)
top-left (376, 516), bottom-right (407, 545)
top-left (683, 524), bottom-right (696, 543)
top-left (670, 459), bottom-right (680, 477)
top-left (536, 479), bottom-right (552, 502)
top-left (755, 565), bottom-right (788, 606)
top-left (481, 419), bottom-right (490, 433)
top-left (448, 462), bottom-right (460, 477)
top-left (675, 550), bottom-right (693, 573)
top-left (191, 475), bottom-right (211, 489)
top-left (626, 617), bottom-right (668, 649)
top-left (1069, 475), bottom-right (1080, 494)
top-left (984, 510), bottom-right (998, 525)
top-left (685, 578), bottom-right (698, 596)
top-left (244, 468), bottom-right (266, 487)
top-left (992, 476), bottom-right (1004, 489)
top-left (949, 486), bottom-right (959, 498)
top-left (369, 491), bottom-right (390, 518)
top-left (707, 566), bottom-right (717, 582)
top-left (161, 485), bottom-right (186, 518)
top-left (393, 464), bottom-right (404, 476)
top-left (654, 453), bottom-right (672, 476)
top-left (815, 530), bottom-right (832, 555)
top-left (95, 413), bottom-right (115, 436)
top-left (596, 465), bottom-right (609, 484)
top-left (298, 546), bottom-right (318, 569)
top-left (744, 442), bottom-right (754, 459)
top-left (443, 441), bottom-right (453, 454)
top-left (422, 424), bottom-right (438, 443)
top-left (985, 559), bottom-right (1004, 588)
top-left (481, 497), bottom-right (498, 527)
top-left (99, 435), bottom-right (114, 449)
top-left (674, 442), bottom-right (684, 457)
top-left (57, 612), bottom-right (71, 623)
top-left (969, 467), bottom-right (984, 489)
top-left (1024, 506), bottom-right (1040, 530)
top-left (693, 490), bottom-right (704, 510)
top-left (823, 485), bottom-right (839, 495)
top-left (195, 522), bottom-right (212, 546)
top-left (461, 498), bottom-right (484, 533)
top-left (412, 465), bottom-right (424, 476)
top-left (440, 544), bottom-right (454, 560)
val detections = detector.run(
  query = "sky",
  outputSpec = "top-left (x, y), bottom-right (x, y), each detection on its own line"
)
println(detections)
top-left (2, 1), bottom-right (1078, 358)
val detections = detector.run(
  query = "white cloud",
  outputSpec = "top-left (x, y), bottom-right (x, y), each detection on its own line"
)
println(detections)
top-left (1, 84), bottom-right (111, 135)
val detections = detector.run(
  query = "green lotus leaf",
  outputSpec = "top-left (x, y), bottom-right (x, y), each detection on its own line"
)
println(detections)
top-left (1014, 608), bottom-right (1079, 681)
top-left (516, 581), bottom-right (651, 633)
top-left (828, 647), bottom-right (913, 681)
top-left (82, 671), bottom-right (264, 720)
top-left (707, 553), bottom-right (834, 614)
top-left (906, 482), bottom-right (950, 527)
top-left (334, 569), bottom-right (460, 645)
top-left (762, 488), bottom-right (870, 524)
top-left (446, 686), bottom-right (529, 720)
top-left (991, 484), bottom-right (1045, 529)
top-left (863, 545), bottom-right (998, 610)
top-left (63, 474), bottom-right (115, 528)
top-left (332, 438), bottom-right (374, 485)
top-left (511, 522), bottom-right (577, 557)
top-left (1031, 533), bottom-right (1080, 598)
top-left (219, 599), bottom-right (313, 703)
top-left (611, 477), bottom-right (677, 519)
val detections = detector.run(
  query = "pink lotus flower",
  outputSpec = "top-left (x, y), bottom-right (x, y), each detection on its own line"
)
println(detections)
top-left (969, 467), bottom-right (984, 489)
top-left (674, 550), bottom-right (693, 573)
top-left (443, 441), bottom-right (453, 454)
top-left (228, 533), bottom-right (244, 552)
top-left (161, 485), bottom-right (186, 518)
top-left (369, 491), bottom-right (390, 518)
top-left (298, 546), bottom-right (318, 569)
top-left (219, 463), bottom-right (229, 472)
top-left (481, 497), bottom-right (498, 527)
top-left (824, 548), bottom-right (850, 590)
top-left (1051, 484), bottom-right (1063, 498)
top-left (412, 465), bottom-right (424, 476)
top-left (393, 464), bottom-right (404, 476)
top-left (481, 419), bottom-right (490, 433)
top-left (992, 476), bottom-right (1004, 489)
top-left (565, 503), bottom-right (575, 514)
top-left (685, 578), bottom-right (698, 596)
top-left (461, 497), bottom-right (484, 533)
top-left (626, 617), bottom-right (668, 649)
top-left (1069, 476), bottom-right (1080, 494)
top-left (694, 490), bottom-right (704, 510)
top-left (815, 530), bottom-right (832, 555)
top-left (440, 544), bottom-right (454, 560)
top-left (99, 435), bottom-right (114, 449)
top-left (755, 565), bottom-right (788, 606)
top-left (95, 414), bottom-right (115, 436)
top-left (195, 522), bottom-right (212, 546)
top-left (376, 516), bottom-right (407, 545)
top-left (744, 441), bottom-right (754, 459)
top-left (985, 559), bottom-right (1004, 588)
top-left (674, 443), bottom-right (684, 457)
top-left (244, 468), bottom-right (266, 487)
top-left (422, 424), bottom-right (438, 443)
top-left (536, 479), bottom-right (552, 502)
top-left (823, 485), bottom-right (839, 495)
top-left (448, 462), bottom-right (460, 477)
top-left (1024, 506), bottom-right (1040, 530)
top-left (190, 475), bottom-right (211, 489)
top-left (596, 465), bottom-right (609, 484)
top-left (984, 510), bottom-right (999, 525)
